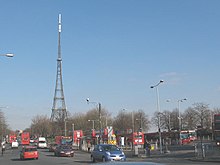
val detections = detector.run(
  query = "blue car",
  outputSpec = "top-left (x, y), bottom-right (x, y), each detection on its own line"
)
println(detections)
top-left (91, 144), bottom-right (126, 162)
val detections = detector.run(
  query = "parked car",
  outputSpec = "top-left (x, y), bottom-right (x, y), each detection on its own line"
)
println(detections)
top-left (91, 144), bottom-right (126, 162)
top-left (20, 146), bottom-right (39, 160)
top-left (54, 145), bottom-right (74, 157)
top-left (48, 143), bottom-right (58, 152)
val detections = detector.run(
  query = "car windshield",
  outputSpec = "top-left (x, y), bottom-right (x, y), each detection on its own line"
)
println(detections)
top-left (102, 145), bottom-right (120, 151)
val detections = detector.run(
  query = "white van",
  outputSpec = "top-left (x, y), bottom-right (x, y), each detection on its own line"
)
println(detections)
top-left (37, 137), bottom-right (47, 149)
top-left (11, 141), bottom-right (19, 148)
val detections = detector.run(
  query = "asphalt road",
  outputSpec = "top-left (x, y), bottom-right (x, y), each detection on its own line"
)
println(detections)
top-left (0, 147), bottom-right (91, 165)
top-left (0, 146), bottom-right (220, 165)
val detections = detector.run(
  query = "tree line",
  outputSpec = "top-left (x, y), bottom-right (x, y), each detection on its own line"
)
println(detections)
top-left (2, 102), bottom-right (220, 138)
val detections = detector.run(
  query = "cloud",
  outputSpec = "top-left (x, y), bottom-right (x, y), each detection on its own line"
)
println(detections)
top-left (159, 72), bottom-right (178, 77)
top-left (159, 72), bottom-right (187, 85)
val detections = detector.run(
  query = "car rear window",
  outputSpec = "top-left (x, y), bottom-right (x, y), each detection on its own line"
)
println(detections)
top-left (25, 148), bottom-right (37, 152)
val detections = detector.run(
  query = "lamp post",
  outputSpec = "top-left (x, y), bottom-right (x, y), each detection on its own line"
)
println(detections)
top-left (88, 119), bottom-right (96, 130)
top-left (86, 98), bottom-right (102, 144)
top-left (72, 123), bottom-right (74, 145)
top-left (0, 53), bottom-right (14, 57)
top-left (64, 119), bottom-right (67, 136)
top-left (151, 80), bottom-right (164, 154)
top-left (123, 109), bottom-right (134, 151)
top-left (136, 117), bottom-right (143, 132)
top-left (177, 98), bottom-right (187, 131)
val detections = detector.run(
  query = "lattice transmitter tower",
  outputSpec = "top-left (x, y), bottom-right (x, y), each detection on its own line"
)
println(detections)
top-left (51, 14), bottom-right (67, 123)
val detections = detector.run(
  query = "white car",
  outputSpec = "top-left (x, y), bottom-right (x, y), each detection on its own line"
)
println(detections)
top-left (38, 137), bottom-right (47, 148)
top-left (11, 141), bottom-right (19, 148)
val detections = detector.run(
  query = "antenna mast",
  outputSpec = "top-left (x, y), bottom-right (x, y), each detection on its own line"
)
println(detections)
top-left (51, 14), bottom-right (67, 126)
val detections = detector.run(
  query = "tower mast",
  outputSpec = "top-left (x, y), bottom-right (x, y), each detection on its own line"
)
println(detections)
top-left (51, 14), bottom-right (67, 124)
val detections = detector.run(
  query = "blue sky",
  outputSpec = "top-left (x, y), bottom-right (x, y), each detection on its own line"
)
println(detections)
top-left (0, 0), bottom-right (220, 130)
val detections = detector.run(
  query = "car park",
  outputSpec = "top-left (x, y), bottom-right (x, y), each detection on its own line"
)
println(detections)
top-left (54, 145), bottom-right (74, 157)
top-left (91, 144), bottom-right (126, 162)
top-left (20, 146), bottom-right (39, 160)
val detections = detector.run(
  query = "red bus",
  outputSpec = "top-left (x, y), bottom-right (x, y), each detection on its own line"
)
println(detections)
top-left (133, 132), bottom-right (144, 145)
top-left (180, 130), bottom-right (197, 144)
top-left (9, 134), bottom-right (17, 144)
top-left (21, 132), bottom-right (30, 145)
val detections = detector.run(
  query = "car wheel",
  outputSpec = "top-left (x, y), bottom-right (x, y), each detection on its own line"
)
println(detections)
top-left (91, 156), bottom-right (96, 163)
top-left (102, 157), bottom-right (106, 162)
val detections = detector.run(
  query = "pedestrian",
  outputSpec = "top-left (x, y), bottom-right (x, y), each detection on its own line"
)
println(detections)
top-left (87, 141), bottom-right (91, 152)
top-left (145, 141), bottom-right (151, 157)
top-left (2, 144), bottom-right (5, 156)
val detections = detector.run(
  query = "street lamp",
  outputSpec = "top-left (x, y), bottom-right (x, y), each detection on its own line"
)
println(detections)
top-left (0, 53), bottom-right (14, 57)
top-left (150, 80), bottom-right (164, 154)
top-left (86, 98), bottom-right (102, 144)
top-left (136, 118), bottom-right (143, 132)
top-left (88, 119), bottom-right (96, 130)
top-left (178, 98), bottom-right (187, 131)
top-left (72, 123), bottom-right (74, 145)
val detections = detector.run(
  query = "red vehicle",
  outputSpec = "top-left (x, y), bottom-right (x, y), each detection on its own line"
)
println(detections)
top-left (132, 132), bottom-right (144, 145)
top-left (117, 131), bottom-right (144, 146)
top-left (9, 134), bottom-right (17, 144)
top-left (20, 146), bottom-right (39, 160)
top-left (21, 132), bottom-right (30, 145)
top-left (55, 136), bottom-right (72, 145)
top-left (180, 130), bottom-right (197, 144)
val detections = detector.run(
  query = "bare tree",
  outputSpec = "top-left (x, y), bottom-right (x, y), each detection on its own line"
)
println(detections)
top-left (113, 109), bottom-right (150, 133)
top-left (192, 102), bottom-right (211, 129)
top-left (182, 107), bottom-right (197, 130)
top-left (30, 115), bottom-right (52, 137)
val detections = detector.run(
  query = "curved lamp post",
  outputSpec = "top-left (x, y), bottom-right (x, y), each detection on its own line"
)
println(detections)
top-left (86, 98), bottom-right (102, 144)
top-left (178, 98), bottom-right (187, 131)
top-left (150, 80), bottom-right (164, 154)
top-left (0, 53), bottom-right (14, 57)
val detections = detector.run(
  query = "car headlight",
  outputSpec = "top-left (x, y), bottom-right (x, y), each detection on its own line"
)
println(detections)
top-left (122, 152), bottom-right (125, 155)
top-left (60, 151), bottom-right (64, 153)
top-left (70, 151), bottom-right (74, 153)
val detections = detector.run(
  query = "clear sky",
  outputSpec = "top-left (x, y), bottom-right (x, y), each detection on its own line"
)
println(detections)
top-left (0, 0), bottom-right (220, 130)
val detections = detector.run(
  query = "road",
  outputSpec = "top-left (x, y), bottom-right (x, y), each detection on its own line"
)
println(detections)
top-left (0, 146), bottom-right (220, 165)
top-left (0, 147), bottom-right (91, 165)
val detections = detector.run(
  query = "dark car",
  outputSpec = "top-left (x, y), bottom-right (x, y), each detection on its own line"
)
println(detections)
top-left (54, 145), bottom-right (74, 157)
top-left (91, 144), bottom-right (126, 162)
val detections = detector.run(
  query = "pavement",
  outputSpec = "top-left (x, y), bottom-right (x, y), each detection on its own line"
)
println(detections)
top-left (124, 148), bottom-right (220, 163)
